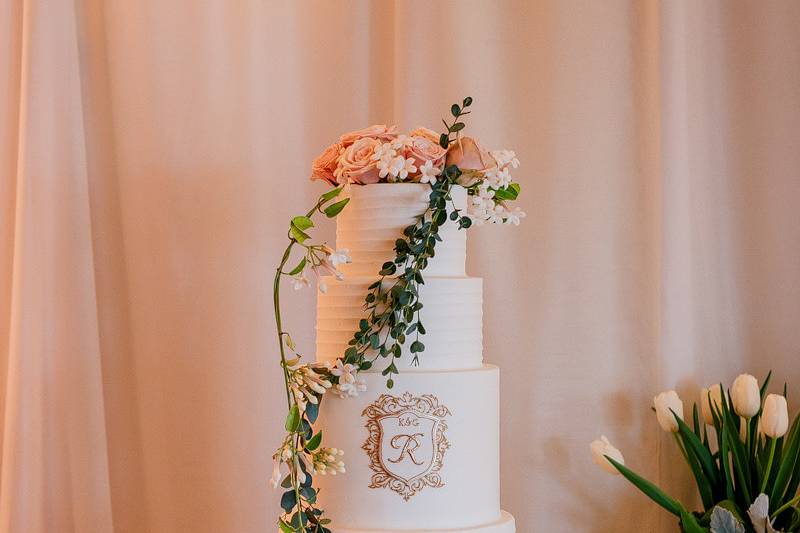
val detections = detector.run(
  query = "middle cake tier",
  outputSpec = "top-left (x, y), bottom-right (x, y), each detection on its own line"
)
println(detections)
top-left (316, 276), bottom-right (483, 371)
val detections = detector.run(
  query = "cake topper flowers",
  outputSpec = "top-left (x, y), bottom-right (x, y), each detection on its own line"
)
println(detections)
top-left (310, 98), bottom-right (525, 226)
top-left (271, 98), bottom-right (524, 532)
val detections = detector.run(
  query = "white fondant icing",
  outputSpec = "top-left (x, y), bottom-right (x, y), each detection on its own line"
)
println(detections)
top-left (316, 277), bottom-right (483, 370)
top-left (336, 184), bottom-right (467, 277)
top-left (331, 511), bottom-right (516, 533)
top-left (316, 366), bottom-right (503, 531)
top-left (313, 183), bottom-right (515, 532)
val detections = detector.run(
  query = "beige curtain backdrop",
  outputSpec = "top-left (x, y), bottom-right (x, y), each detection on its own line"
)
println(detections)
top-left (2, 0), bottom-right (799, 532)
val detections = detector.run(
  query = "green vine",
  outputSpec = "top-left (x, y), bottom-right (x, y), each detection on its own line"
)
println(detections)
top-left (342, 161), bottom-right (472, 386)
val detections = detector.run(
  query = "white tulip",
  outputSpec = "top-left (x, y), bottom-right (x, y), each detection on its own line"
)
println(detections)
top-left (731, 374), bottom-right (761, 418)
top-left (700, 384), bottom-right (726, 425)
top-left (590, 436), bottom-right (624, 475)
top-left (654, 390), bottom-right (684, 433)
top-left (760, 394), bottom-right (789, 439)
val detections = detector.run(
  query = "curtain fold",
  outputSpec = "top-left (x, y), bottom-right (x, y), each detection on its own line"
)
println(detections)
top-left (1, 1), bottom-right (799, 532)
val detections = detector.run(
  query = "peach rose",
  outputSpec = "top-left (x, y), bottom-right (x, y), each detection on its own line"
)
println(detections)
top-left (337, 137), bottom-right (381, 184)
top-left (310, 142), bottom-right (343, 185)
top-left (445, 136), bottom-right (494, 171)
top-left (445, 136), bottom-right (496, 186)
top-left (408, 127), bottom-right (440, 144)
top-left (339, 125), bottom-right (397, 147)
top-left (403, 135), bottom-right (447, 176)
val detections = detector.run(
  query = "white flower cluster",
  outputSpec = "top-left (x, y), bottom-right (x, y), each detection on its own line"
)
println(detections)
top-left (270, 443), bottom-right (346, 489)
top-left (329, 359), bottom-right (367, 398)
top-left (286, 359), bottom-right (332, 411)
top-left (374, 135), bottom-right (418, 182)
top-left (291, 246), bottom-right (351, 293)
top-left (309, 446), bottom-right (346, 476)
top-left (467, 149), bottom-right (527, 226)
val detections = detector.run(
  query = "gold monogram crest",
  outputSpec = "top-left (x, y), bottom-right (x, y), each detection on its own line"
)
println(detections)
top-left (362, 392), bottom-right (451, 501)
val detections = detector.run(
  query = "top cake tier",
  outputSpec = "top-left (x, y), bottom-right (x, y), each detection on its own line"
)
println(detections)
top-left (336, 184), bottom-right (467, 277)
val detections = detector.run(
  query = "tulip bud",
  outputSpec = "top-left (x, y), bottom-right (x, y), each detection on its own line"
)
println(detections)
top-left (731, 374), bottom-right (761, 418)
top-left (700, 384), bottom-right (726, 425)
top-left (590, 436), bottom-right (624, 475)
top-left (760, 394), bottom-right (789, 439)
top-left (654, 391), bottom-right (684, 433)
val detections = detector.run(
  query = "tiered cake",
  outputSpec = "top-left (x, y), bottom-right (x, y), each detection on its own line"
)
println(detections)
top-left (315, 184), bottom-right (515, 533)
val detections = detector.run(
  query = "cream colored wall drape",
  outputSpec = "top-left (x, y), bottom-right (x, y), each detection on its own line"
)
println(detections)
top-left (2, 1), bottom-right (800, 532)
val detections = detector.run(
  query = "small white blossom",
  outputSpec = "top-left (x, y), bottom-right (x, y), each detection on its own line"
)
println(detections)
top-left (418, 160), bottom-right (441, 184)
top-left (487, 203), bottom-right (508, 224)
top-left (490, 149), bottom-right (520, 169)
top-left (327, 248), bottom-right (351, 267)
top-left (382, 155), bottom-right (417, 181)
top-left (290, 270), bottom-right (311, 290)
top-left (372, 142), bottom-right (396, 163)
top-left (495, 167), bottom-right (512, 188)
top-left (390, 135), bottom-right (413, 150)
top-left (504, 206), bottom-right (526, 226)
top-left (269, 457), bottom-right (283, 489)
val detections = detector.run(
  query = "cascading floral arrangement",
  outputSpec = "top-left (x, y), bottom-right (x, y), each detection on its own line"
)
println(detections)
top-left (592, 372), bottom-right (800, 533)
top-left (270, 98), bottom-right (525, 532)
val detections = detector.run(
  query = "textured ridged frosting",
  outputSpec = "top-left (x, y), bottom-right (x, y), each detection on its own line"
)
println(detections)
top-left (316, 276), bottom-right (483, 370)
top-left (336, 184), bottom-right (467, 277)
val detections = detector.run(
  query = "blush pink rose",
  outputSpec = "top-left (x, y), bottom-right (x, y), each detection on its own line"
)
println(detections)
top-left (337, 137), bottom-right (381, 184)
top-left (446, 137), bottom-right (497, 187)
top-left (445, 136), bottom-right (494, 171)
top-left (408, 127), bottom-right (440, 144)
top-left (310, 142), bottom-right (343, 185)
top-left (403, 135), bottom-right (447, 175)
top-left (339, 125), bottom-right (398, 147)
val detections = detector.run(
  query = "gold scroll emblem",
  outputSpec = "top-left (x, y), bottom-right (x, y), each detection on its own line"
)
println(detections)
top-left (362, 392), bottom-right (451, 501)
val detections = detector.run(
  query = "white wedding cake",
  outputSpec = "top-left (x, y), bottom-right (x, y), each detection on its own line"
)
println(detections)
top-left (315, 183), bottom-right (515, 533)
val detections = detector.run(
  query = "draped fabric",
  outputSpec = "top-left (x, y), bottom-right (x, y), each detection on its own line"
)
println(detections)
top-left (1, 1), bottom-right (799, 531)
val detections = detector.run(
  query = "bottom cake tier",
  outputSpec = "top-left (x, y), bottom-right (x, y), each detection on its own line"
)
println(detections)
top-left (332, 511), bottom-right (516, 533)
top-left (316, 365), bottom-right (514, 532)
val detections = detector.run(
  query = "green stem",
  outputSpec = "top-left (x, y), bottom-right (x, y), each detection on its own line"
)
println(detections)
top-left (761, 437), bottom-right (777, 494)
top-left (772, 492), bottom-right (800, 519)
top-left (273, 199), bottom-right (324, 533)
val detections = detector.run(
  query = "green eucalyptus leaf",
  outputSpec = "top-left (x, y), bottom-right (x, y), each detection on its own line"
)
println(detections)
top-left (306, 402), bottom-right (319, 424)
top-left (320, 186), bottom-right (343, 202)
top-left (305, 431), bottom-right (323, 452)
top-left (324, 198), bottom-right (350, 218)
top-left (451, 104), bottom-right (461, 116)
top-left (279, 519), bottom-right (294, 533)
top-left (291, 216), bottom-right (314, 231)
top-left (280, 490), bottom-right (297, 512)
top-left (287, 257), bottom-right (307, 276)
top-left (285, 405), bottom-right (301, 432)
top-left (463, 96), bottom-right (473, 107)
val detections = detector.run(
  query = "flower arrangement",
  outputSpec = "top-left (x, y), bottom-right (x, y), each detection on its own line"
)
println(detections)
top-left (271, 98), bottom-right (524, 532)
top-left (592, 372), bottom-right (800, 532)
top-left (310, 98), bottom-right (525, 226)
